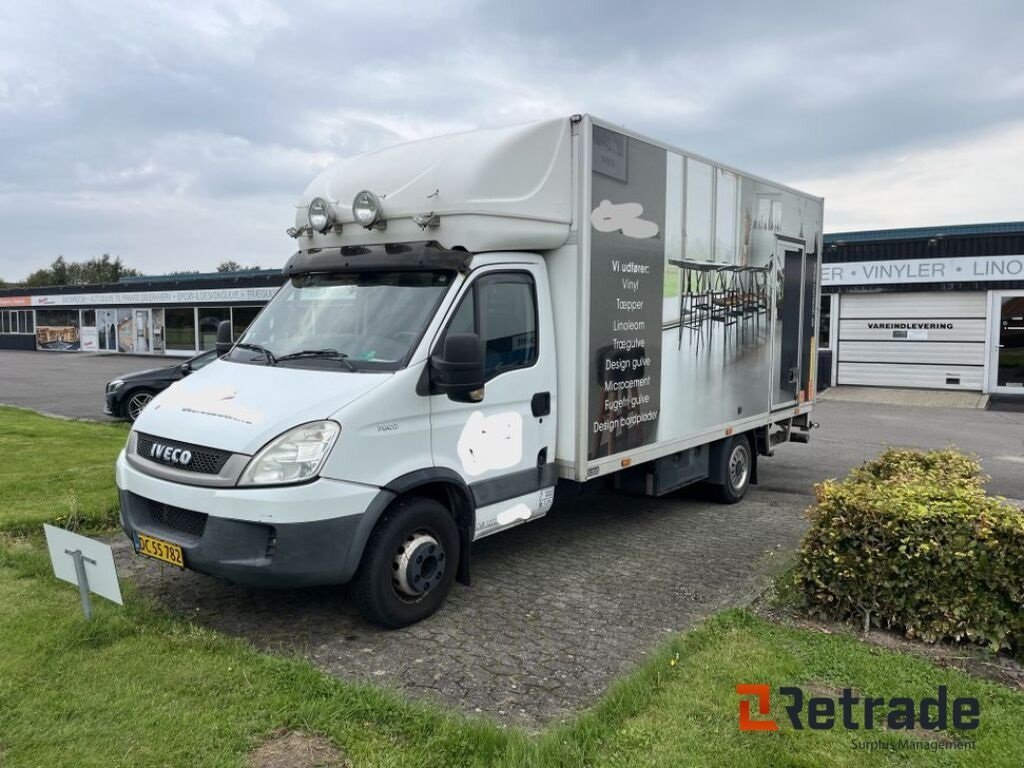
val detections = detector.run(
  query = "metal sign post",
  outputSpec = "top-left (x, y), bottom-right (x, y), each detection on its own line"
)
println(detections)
top-left (66, 549), bottom-right (98, 620)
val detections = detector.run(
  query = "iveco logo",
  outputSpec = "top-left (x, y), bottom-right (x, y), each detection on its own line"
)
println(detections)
top-left (149, 443), bottom-right (193, 467)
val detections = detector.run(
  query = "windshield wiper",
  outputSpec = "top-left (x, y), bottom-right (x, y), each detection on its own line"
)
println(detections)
top-left (234, 342), bottom-right (277, 365)
top-left (275, 348), bottom-right (357, 371)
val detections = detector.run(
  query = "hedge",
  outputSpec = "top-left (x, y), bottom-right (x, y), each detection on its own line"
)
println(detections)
top-left (797, 448), bottom-right (1024, 654)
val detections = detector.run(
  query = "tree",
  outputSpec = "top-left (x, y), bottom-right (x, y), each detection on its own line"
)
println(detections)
top-left (25, 254), bottom-right (140, 286)
top-left (216, 260), bottom-right (261, 272)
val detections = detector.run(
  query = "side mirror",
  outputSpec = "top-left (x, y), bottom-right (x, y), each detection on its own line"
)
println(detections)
top-left (215, 320), bottom-right (233, 357)
top-left (431, 333), bottom-right (485, 402)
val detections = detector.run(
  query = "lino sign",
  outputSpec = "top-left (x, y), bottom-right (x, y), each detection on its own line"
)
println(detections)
top-left (823, 254), bottom-right (1024, 287)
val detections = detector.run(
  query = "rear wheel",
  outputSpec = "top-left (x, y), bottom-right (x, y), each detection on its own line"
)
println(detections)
top-left (351, 496), bottom-right (459, 628)
top-left (123, 389), bottom-right (155, 422)
top-left (712, 436), bottom-right (751, 504)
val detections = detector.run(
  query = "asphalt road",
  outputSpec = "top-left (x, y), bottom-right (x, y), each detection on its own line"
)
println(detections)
top-left (0, 349), bottom-right (184, 419)
top-left (4, 349), bottom-right (1023, 725)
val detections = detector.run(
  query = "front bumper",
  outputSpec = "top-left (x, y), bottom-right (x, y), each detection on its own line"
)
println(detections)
top-left (116, 451), bottom-right (385, 588)
top-left (104, 390), bottom-right (121, 417)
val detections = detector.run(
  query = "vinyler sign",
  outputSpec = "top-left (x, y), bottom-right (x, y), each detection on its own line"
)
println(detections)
top-left (823, 254), bottom-right (1024, 287)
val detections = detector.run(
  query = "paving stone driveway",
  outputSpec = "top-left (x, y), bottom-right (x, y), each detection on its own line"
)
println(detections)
top-left (112, 485), bottom-right (805, 728)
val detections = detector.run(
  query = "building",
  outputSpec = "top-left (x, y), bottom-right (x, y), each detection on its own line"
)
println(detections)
top-left (820, 221), bottom-right (1024, 397)
top-left (0, 270), bottom-right (285, 356)
top-left (5, 221), bottom-right (1024, 401)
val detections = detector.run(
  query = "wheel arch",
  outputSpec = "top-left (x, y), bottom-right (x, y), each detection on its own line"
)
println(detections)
top-left (342, 468), bottom-right (475, 586)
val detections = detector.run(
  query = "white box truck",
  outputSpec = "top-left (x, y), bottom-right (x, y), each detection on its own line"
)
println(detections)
top-left (117, 115), bottom-right (823, 626)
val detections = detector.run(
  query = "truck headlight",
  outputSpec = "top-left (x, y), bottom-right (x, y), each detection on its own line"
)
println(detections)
top-left (352, 189), bottom-right (383, 228)
top-left (307, 197), bottom-right (334, 233)
top-left (238, 421), bottom-right (340, 486)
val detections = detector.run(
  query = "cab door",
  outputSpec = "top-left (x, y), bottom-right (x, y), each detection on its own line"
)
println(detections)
top-left (429, 264), bottom-right (557, 540)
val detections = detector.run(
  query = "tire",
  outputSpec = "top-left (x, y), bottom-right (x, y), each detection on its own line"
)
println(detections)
top-left (351, 496), bottom-right (459, 628)
top-left (123, 389), bottom-right (156, 423)
top-left (712, 436), bottom-right (752, 504)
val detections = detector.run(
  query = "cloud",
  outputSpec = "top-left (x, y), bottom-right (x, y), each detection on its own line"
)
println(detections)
top-left (793, 120), bottom-right (1024, 231)
top-left (0, 0), bottom-right (1022, 280)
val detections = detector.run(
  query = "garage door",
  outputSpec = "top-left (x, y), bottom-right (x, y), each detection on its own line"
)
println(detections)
top-left (836, 291), bottom-right (986, 390)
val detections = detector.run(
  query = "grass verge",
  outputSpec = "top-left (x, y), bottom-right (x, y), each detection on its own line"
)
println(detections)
top-left (0, 405), bottom-right (128, 534)
top-left (1, 406), bottom-right (1022, 766)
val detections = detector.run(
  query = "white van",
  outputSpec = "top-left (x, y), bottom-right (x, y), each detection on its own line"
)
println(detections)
top-left (117, 115), bottom-right (823, 627)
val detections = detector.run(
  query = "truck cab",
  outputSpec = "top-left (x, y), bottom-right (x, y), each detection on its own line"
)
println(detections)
top-left (117, 116), bottom-right (822, 627)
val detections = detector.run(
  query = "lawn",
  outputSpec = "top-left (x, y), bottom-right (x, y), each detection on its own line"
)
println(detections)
top-left (1, 406), bottom-right (1022, 767)
top-left (0, 406), bottom-right (128, 534)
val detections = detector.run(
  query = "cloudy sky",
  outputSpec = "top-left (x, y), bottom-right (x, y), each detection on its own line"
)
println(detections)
top-left (1, 0), bottom-right (1022, 279)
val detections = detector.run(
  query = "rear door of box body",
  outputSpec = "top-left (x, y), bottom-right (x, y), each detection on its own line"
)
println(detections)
top-left (773, 237), bottom-right (806, 409)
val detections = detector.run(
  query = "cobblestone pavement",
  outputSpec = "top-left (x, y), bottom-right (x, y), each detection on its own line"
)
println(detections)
top-left (112, 484), bottom-right (805, 727)
top-left (108, 398), bottom-right (1024, 727)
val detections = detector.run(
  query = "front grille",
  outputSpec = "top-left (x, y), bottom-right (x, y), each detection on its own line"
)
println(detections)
top-left (136, 432), bottom-right (231, 475)
top-left (149, 502), bottom-right (208, 538)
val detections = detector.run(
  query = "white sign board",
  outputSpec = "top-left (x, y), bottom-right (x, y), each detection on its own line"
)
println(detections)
top-left (822, 254), bottom-right (1024, 287)
top-left (80, 327), bottom-right (99, 351)
top-left (43, 524), bottom-right (123, 605)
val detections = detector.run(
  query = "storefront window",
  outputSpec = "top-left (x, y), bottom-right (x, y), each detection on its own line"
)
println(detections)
top-left (116, 309), bottom-right (134, 352)
top-left (0, 310), bottom-right (33, 334)
top-left (232, 306), bottom-right (261, 340)
top-left (96, 309), bottom-right (117, 351)
top-left (151, 308), bottom-right (165, 353)
top-left (165, 308), bottom-right (196, 351)
top-left (81, 310), bottom-right (96, 327)
top-left (198, 307), bottom-right (230, 350)
top-left (818, 294), bottom-right (832, 349)
top-left (35, 310), bottom-right (81, 351)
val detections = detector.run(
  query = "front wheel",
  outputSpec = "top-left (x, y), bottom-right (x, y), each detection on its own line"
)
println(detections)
top-left (712, 436), bottom-right (752, 504)
top-left (351, 496), bottom-right (459, 628)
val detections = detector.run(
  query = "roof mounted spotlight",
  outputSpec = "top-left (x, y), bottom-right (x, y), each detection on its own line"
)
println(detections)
top-left (307, 197), bottom-right (336, 234)
top-left (352, 189), bottom-right (386, 230)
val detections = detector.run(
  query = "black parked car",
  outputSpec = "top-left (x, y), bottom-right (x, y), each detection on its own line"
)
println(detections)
top-left (104, 350), bottom-right (217, 422)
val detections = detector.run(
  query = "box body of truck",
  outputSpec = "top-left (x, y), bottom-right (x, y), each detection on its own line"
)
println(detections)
top-left (547, 116), bottom-right (822, 484)
top-left (116, 114), bottom-right (822, 626)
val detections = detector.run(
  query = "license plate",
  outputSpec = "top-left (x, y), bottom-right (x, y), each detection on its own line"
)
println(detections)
top-left (136, 533), bottom-right (185, 569)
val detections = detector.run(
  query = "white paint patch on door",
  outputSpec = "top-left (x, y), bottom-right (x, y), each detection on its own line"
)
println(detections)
top-left (590, 199), bottom-right (659, 239)
top-left (457, 410), bottom-right (523, 477)
top-left (496, 503), bottom-right (532, 526)
top-left (473, 488), bottom-right (555, 540)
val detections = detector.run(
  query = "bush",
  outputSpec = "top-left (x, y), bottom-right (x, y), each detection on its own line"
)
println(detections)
top-left (797, 448), bottom-right (1024, 654)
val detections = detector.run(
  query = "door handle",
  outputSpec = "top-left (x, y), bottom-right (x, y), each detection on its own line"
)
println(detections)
top-left (531, 392), bottom-right (551, 417)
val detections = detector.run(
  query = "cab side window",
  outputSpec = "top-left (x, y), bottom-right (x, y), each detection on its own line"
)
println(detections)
top-left (442, 273), bottom-right (537, 381)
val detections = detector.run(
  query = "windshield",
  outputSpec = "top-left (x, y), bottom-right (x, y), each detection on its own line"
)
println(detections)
top-left (228, 271), bottom-right (453, 371)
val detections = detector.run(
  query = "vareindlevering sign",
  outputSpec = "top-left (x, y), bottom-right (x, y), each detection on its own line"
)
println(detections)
top-left (823, 254), bottom-right (1024, 287)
